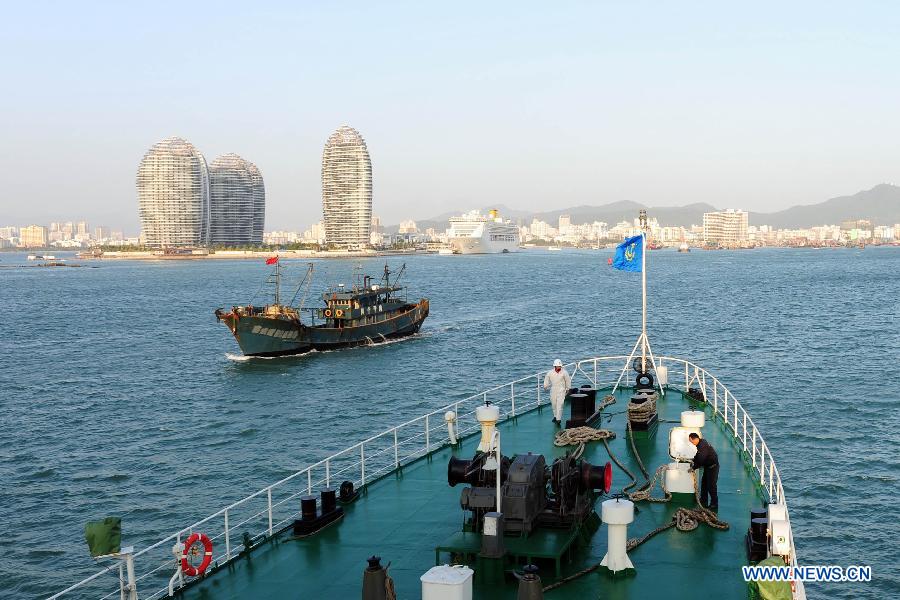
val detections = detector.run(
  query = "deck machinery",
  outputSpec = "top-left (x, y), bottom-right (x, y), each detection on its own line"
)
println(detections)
top-left (442, 411), bottom-right (612, 581)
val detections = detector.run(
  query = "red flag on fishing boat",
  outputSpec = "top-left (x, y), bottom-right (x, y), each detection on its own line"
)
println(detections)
top-left (265, 256), bottom-right (278, 265)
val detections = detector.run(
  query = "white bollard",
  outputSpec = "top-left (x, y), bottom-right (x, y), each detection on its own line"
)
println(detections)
top-left (475, 404), bottom-right (500, 452)
top-left (444, 411), bottom-right (457, 445)
top-left (600, 498), bottom-right (635, 574)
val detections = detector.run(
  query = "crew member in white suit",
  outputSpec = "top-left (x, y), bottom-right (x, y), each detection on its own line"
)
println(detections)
top-left (543, 359), bottom-right (571, 425)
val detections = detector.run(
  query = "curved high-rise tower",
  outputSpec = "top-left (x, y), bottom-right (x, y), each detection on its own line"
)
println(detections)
top-left (247, 162), bottom-right (265, 244)
top-left (209, 153), bottom-right (265, 246)
top-left (321, 125), bottom-right (372, 247)
top-left (137, 137), bottom-right (210, 247)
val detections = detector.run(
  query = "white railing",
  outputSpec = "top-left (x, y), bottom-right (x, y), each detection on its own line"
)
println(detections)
top-left (50, 355), bottom-right (799, 599)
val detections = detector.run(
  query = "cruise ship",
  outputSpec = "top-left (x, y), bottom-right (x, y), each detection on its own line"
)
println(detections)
top-left (447, 209), bottom-right (519, 254)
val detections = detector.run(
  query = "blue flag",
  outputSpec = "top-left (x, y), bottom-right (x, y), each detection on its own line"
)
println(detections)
top-left (612, 234), bottom-right (643, 272)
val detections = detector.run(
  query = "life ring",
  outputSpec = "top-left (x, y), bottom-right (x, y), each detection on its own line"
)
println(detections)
top-left (181, 532), bottom-right (213, 577)
top-left (635, 372), bottom-right (655, 388)
top-left (335, 309), bottom-right (344, 318)
top-left (324, 309), bottom-right (332, 317)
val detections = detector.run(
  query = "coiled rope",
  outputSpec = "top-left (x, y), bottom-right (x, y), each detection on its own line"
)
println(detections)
top-left (627, 393), bottom-right (657, 424)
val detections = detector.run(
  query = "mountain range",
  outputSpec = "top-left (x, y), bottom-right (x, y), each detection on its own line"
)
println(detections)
top-left (385, 184), bottom-right (900, 232)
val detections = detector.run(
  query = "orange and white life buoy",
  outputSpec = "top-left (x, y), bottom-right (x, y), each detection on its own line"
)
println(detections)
top-left (335, 309), bottom-right (344, 318)
top-left (181, 532), bottom-right (213, 577)
top-left (324, 309), bottom-right (332, 317)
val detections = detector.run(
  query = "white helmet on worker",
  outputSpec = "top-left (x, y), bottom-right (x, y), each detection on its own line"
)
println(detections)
top-left (553, 359), bottom-right (563, 367)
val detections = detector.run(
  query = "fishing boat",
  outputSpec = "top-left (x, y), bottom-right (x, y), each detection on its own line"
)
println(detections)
top-left (214, 261), bottom-right (429, 357)
top-left (678, 243), bottom-right (691, 253)
top-left (54, 213), bottom-right (804, 600)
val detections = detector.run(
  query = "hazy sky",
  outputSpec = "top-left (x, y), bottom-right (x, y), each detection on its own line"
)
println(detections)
top-left (1, 1), bottom-right (898, 233)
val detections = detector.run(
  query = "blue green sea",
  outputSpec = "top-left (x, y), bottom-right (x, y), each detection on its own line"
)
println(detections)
top-left (1, 247), bottom-right (896, 599)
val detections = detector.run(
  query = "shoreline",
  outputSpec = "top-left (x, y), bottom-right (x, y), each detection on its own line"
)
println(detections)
top-left (75, 249), bottom-right (430, 260)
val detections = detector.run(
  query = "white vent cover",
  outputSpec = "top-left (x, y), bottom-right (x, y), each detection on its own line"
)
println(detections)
top-left (421, 565), bottom-right (474, 600)
top-left (669, 426), bottom-right (700, 461)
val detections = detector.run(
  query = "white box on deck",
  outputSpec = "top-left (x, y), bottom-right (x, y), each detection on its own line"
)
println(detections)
top-left (421, 565), bottom-right (474, 600)
top-left (656, 365), bottom-right (668, 386)
top-left (665, 462), bottom-right (696, 494)
top-left (669, 426), bottom-right (700, 461)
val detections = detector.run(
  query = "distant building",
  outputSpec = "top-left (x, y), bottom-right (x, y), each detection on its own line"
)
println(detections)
top-left (209, 153), bottom-right (265, 246)
top-left (137, 137), bottom-right (210, 247)
top-left (0, 226), bottom-right (18, 239)
top-left (558, 214), bottom-right (571, 233)
top-left (399, 219), bottom-right (418, 234)
top-left (20, 225), bottom-right (48, 248)
top-left (322, 125), bottom-right (373, 247)
top-left (703, 209), bottom-right (748, 246)
top-left (94, 226), bottom-right (111, 241)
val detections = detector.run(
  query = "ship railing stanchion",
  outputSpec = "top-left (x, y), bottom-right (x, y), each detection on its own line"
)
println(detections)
top-left (267, 488), bottom-right (273, 537)
top-left (325, 459), bottom-right (330, 489)
top-left (510, 382), bottom-right (515, 417)
top-left (224, 509), bottom-right (231, 562)
top-left (393, 428), bottom-right (399, 468)
top-left (307, 470), bottom-right (312, 495)
top-left (425, 415), bottom-right (430, 453)
top-left (360, 444), bottom-right (366, 486)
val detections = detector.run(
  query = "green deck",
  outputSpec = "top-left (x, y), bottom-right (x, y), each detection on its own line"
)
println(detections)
top-left (179, 388), bottom-right (767, 599)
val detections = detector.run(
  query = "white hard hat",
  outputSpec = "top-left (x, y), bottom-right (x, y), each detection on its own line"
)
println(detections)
top-left (553, 359), bottom-right (563, 367)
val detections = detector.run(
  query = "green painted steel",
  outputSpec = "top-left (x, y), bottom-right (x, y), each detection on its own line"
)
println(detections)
top-left (178, 388), bottom-right (768, 599)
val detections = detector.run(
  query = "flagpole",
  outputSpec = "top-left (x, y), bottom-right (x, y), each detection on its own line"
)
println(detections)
top-left (640, 211), bottom-right (647, 372)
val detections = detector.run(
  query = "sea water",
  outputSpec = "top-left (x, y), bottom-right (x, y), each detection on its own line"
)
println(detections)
top-left (1, 248), bottom-right (897, 599)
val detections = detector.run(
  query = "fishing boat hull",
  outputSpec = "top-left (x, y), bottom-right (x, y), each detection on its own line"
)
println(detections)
top-left (216, 300), bottom-right (429, 357)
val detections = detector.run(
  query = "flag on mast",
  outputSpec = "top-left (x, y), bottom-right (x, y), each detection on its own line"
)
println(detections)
top-left (265, 256), bottom-right (278, 265)
top-left (612, 234), bottom-right (643, 272)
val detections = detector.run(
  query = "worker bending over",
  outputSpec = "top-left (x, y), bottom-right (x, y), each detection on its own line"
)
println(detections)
top-left (689, 432), bottom-right (719, 510)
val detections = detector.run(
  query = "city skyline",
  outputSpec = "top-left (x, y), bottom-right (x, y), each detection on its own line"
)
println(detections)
top-left (3, 4), bottom-right (900, 231)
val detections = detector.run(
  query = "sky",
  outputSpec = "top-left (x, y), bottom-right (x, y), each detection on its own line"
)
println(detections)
top-left (1, 1), bottom-right (899, 234)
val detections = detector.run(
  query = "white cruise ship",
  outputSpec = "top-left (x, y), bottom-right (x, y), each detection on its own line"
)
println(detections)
top-left (447, 209), bottom-right (519, 254)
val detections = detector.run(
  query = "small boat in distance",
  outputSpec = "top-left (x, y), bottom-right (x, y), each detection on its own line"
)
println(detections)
top-left (27, 254), bottom-right (56, 260)
top-left (215, 261), bottom-right (429, 357)
top-left (547, 246), bottom-right (561, 251)
top-left (678, 243), bottom-right (691, 253)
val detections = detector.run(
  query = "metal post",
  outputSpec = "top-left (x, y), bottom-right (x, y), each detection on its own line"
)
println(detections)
top-left (224, 509), bottom-right (231, 561)
top-left (307, 469), bottom-right (312, 495)
top-left (537, 376), bottom-right (541, 405)
top-left (360, 444), bottom-right (366, 485)
top-left (267, 488), bottom-right (273, 537)
top-left (752, 428), bottom-right (757, 469)
top-left (768, 457), bottom-right (774, 498)
top-left (119, 563), bottom-right (125, 600)
top-left (425, 414), bottom-right (430, 452)
top-left (123, 551), bottom-right (138, 600)
top-left (742, 413), bottom-right (747, 451)
top-left (640, 227), bottom-right (647, 372)
top-left (684, 362), bottom-right (689, 391)
top-left (393, 427), bottom-right (399, 468)
top-left (593, 359), bottom-right (598, 388)
top-left (723, 387), bottom-right (728, 423)
top-left (734, 398), bottom-right (739, 434)
top-left (510, 382), bottom-right (516, 416)
top-left (326, 459), bottom-right (330, 489)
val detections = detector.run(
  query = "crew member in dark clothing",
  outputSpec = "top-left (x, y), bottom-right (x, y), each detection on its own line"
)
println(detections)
top-left (689, 433), bottom-right (719, 510)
